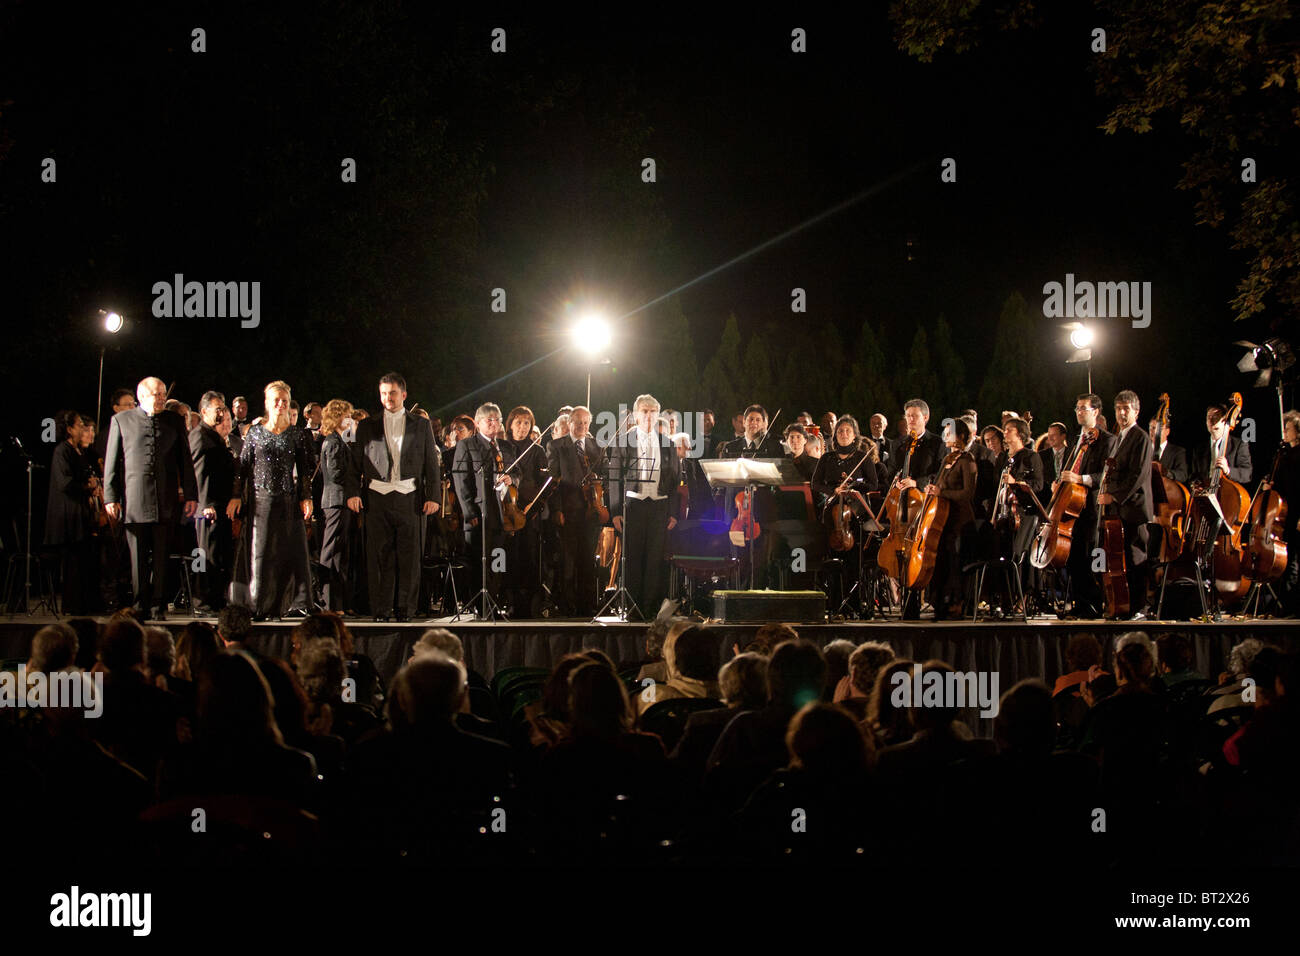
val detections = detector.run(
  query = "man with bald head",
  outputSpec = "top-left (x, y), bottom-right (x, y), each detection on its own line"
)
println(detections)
top-left (104, 377), bottom-right (198, 619)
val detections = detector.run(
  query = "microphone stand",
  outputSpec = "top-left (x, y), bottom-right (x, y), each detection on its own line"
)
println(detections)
top-left (455, 444), bottom-right (504, 622)
top-left (5, 447), bottom-right (54, 617)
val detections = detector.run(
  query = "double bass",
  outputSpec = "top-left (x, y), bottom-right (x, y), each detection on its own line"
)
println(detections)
top-left (1096, 456), bottom-right (1131, 618)
top-left (1180, 393), bottom-right (1251, 604)
top-left (899, 451), bottom-right (958, 590)
top-left (878, 434), bottom-right (924, 581)
top-left (1148, 393), bottom-right (1190, 562)
top-left (1241, 442), bottom-right (1289, 582)
top-left (1029, 428), bottom-right (1099, 570)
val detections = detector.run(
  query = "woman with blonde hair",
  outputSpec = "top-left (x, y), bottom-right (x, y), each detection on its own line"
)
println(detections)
top-left (228, 381), bottom-right (315, 620)
top-left (318, 399), bottom-right (360, 612)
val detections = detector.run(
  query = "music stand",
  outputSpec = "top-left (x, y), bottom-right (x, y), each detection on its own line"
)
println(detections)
top-left (700, 458), bottom-right (802, 591)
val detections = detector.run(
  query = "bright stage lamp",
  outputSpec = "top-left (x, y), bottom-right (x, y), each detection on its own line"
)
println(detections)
top-left (104, 312), bottom-right (124, 333)
top-left (1069, 326), bottom-right (1094, 350)
top-left (572, 314), bottom-right (612, 355)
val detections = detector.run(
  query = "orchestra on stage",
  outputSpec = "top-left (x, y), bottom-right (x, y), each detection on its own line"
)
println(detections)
top-left (51, 371), bottom-right (1300, 623)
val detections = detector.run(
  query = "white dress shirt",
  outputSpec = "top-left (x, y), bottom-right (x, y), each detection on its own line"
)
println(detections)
top-left (369, 407), bottom-right (417, 495)
top-left (627, 427), bottom-right (664, 500)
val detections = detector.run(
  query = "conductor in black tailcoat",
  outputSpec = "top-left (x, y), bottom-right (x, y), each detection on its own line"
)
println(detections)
top-left (608, 394), bottom-right (680, 619)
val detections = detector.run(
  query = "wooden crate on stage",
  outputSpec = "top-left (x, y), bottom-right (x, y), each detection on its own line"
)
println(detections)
top-left (711, 589), bottom-right (826, 624)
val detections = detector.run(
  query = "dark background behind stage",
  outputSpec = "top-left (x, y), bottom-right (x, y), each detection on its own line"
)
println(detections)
top-left (0, 3), bottom-right (1285, 543)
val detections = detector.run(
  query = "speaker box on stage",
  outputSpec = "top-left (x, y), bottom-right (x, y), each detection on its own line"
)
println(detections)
top-left (712, 589), bottom-right (826, 623)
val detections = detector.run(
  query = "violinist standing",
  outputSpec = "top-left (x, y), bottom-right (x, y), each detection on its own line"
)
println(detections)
top-left (1095, 391), bottom-right (1154, 618)
top-left (1056, 393), bottom-right (1117, 618)
top-left (720, 404), bottom-right (784, 588)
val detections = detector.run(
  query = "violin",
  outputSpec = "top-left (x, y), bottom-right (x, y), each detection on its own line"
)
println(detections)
top-left (1096, 456), bottom-right (1131, 618)
top-left (823, 447), bottom-right (876, 553)
top-left (992, 458), bottom-right (1020, 536)
top-left (1242, 442), bottom-right (1289, 582)
top-left (730, 489), bottom-right (761, 544)
top-left (1030, 427), bottom-right (1099, 570)
top-left (1148, 393), bottom-right (1190, 562)
top-left (441, 475), bottom-right (462, 534)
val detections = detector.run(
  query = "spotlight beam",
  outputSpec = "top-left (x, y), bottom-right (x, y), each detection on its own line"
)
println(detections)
top-left (433, 160), bottom-right (927, 414)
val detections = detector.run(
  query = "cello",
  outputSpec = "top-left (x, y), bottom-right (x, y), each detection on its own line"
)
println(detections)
top-left (878, 434), bottom-right (924, 581)
top-left (1096, 456), bottom-right (1131, 617)
top-left (1148, 393), bottom-right (1190, 562)
top-left (1241, 442), bottom-right (1289, 583)
top-left (1029, 428), bottom-right (1099, 570)
top-left (900, 450), bottom-right (958, 590)
top-left (1180, 393), bottom-right (1251, 605)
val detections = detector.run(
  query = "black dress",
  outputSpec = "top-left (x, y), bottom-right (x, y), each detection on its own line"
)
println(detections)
top-left (231, 424), bottom-right (314, 618)
top-left (45, 440), bottom-right (97, 613)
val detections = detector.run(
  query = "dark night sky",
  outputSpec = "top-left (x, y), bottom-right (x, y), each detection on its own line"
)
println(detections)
top-left (0, 2), bottom-right (1278, 465)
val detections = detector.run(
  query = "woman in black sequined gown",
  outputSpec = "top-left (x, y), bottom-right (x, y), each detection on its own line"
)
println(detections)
top-left (227, 381), bottom-right (314, 619)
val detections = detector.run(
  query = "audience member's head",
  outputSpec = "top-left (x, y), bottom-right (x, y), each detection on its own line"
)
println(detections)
top-left (99, 616), bottom-right (146, 673)
top-left (994, 679), bottom-right (1055, 758)
top-left (388, 654), bottom-right (465, 735)
top-left (567, 661), bottom-right (634, 741)
top-left (65, 617), bottom-right (101, 670)
top-left (1248, 646), bottom-right (1288, 706)
top-left (259, 657), bottom-right (310, 744)
top-left (579, 648), bottom-right (618, 673)
top-left (1155, 633), bottom-right (1195, 675)
top-left (719, 652), bottom-right (768, 709)
top-left (1115, 641), bottom-right (1155, 690)
top-left (29, 623), bottom-right (78, 672)
top-left (848, 641), bottom-right (895, 698)
top-left (216, 604), bottom-right (254, 647)
top-left (822, 639), bottom-right (857, 697)
top-left (541, 654), bottom-right (595, 723)
top-left (143, 626), bottom-right (176, 682)
top-left (1115, 631), bottom-right (1158, 673)
top-left (666, 626), bottom-right (721, 684)
top-left (786, 702), bottom-right (871, 775)
top-left (744, 623), bottom-right (799, 657)
top-left (869, 659), bottom-right (916, 744)
top-left (174, 621), bottom-right (222, 682)
top-left (411, 628), bottom-right (464, 664)
top-left (299, 637), bottom-right (345, 704)
top-left (1227, 638), bottom-right (1265, 683)
top-left (644, 615), bottom-right (682, 662)
top-left (911, 660), bottom-right (961, 731)
top-left (197, 651), bottom-right (283, 746)
top-left (767, 640), bottom-right (827, 711)
top-left (1065, 632), bottom-right (1102, 673)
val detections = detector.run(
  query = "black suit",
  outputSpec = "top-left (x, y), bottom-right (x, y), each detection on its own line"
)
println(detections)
top-left (1105, 425), bottom-right (1154, 607)
top-left (452, 432), bottom-right (507, 607)
top-left (319, 433), bottom-right (361, 611)
top-left (500, 437), bottom-right (548, 613)
top-left (1155, 441), bottom-right (1189, 484)
top-left (608, 428), bottom-right (681, 618)
top-left (189, 424), bottom-right (236, 609)
top-left (887, 430), bottom-right (948, 487)
top-left (718, 432), bottom-right (786, 587)
top-left (1188, 435), bottom-right (1252, 486)
top-left (103, 407), bottom-right (198, 614)
top-left (1066, 428), bottom-right (1118, 617)
top-left (354, 410), bottom-right (441, 617)
top-left (548, 434), bottom-right (606, 614)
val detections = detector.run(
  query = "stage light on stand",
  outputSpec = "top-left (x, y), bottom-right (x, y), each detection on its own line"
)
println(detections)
top-left (96, 309), bottom-right (126, 430)
top-left (1063, 322), bottom-right (1095, 392)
